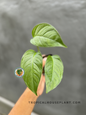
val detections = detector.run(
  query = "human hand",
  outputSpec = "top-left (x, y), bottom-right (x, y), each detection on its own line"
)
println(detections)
top-left (9, 55), bottom-right (47, 115)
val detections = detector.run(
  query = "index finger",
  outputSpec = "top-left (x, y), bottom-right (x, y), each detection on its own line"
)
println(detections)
top-left (42, 54), bottom-right (47, 68)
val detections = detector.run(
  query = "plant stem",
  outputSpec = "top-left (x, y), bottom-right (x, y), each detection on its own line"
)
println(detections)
top-left (37, 46), bottom-right (40, 52)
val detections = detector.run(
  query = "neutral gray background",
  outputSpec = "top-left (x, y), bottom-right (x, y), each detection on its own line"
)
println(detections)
top-left (0, 0), bottom-right (86, 115)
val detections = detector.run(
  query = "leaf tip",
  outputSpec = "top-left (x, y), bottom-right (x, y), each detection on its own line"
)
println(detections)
top-left (64, 43), bottom-right (68, 48)
top-left (61, 43), bottom-right (67, 48)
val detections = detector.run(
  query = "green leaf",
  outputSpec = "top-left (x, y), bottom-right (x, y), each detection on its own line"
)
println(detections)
top-left (30, 23), bottom-right (67, 48)
top-left (20, 49), bottom-right (43, 95)
top-left (45, 55), bottom-right (64, 93)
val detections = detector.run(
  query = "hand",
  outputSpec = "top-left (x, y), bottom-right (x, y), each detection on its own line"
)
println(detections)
top-left (8, 55), bottom-right (47, 115)
top-left (37, 55), bottom-right (47, 96)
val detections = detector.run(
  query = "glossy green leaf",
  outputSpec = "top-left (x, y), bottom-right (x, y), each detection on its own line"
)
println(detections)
top-left (21, 49), bottom-right (42, 95)
top-left (30, 23), bottom-right (67, 48)
top-left (45, 55), bottom-right (64, 93)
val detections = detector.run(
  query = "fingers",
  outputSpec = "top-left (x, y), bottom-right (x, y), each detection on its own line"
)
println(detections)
top-left (42, 55), bottom-right (47, 83)
top-left (42, 73), bottom-right (45, 82)
top-left (42, 55), bottom-right (47, 68)
top-left (37, 74), bottom-right (45, 96)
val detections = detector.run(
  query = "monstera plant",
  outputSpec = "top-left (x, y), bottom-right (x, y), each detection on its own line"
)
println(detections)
top-left (20, 23), bottom-right (67, 95)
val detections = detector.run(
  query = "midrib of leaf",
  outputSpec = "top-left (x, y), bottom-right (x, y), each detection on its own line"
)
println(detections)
top-left (50, 56), bottom-right (53, 82)
top-left (33, 35), bottom-right (58, 42)
top-left (31, 52), bottom-right (36, 93)
top-left (32, 35), bottom-right (65, 47)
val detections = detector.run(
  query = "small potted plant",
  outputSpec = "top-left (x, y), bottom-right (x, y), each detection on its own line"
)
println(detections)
top-left (9, 23), bottom-right (67, 115)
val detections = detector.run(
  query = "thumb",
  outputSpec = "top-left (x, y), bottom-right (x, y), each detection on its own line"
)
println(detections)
top-left (42, 55), bottom-right (47, 82)
top-left (42, 54), bottom-right (47, 67)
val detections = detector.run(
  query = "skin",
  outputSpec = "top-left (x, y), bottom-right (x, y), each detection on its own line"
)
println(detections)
top-left (8, 55), bottom-right (47, 115)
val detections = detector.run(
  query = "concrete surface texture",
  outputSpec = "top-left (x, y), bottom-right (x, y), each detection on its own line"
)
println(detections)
top-left (0, 0), bottom-right (86, 115)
